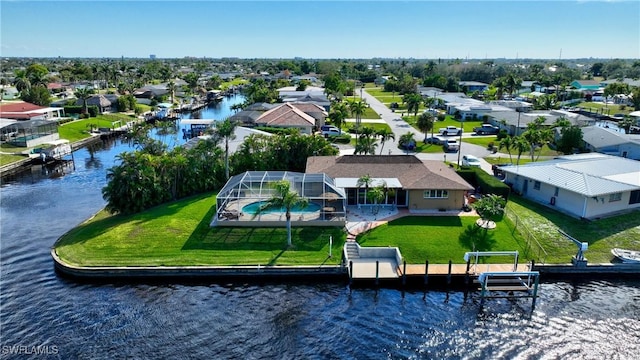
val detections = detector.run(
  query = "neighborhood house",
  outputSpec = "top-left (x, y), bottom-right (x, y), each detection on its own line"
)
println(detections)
top-left (500, 153), bottom-right (640, 219)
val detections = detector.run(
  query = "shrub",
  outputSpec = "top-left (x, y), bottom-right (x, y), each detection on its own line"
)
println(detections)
top-left (63, 105), bottom-right (98, 117)
top-left (456, 167), bottom-right (510, 200)
top-left (497, 129), bottom-right (508, 140)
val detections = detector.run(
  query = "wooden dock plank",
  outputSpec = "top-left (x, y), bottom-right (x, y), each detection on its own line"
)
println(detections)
top-left (402, 263), bottom-right (529, 276)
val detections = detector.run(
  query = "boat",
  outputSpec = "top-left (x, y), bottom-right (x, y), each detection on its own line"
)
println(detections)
top-left (29, 139), bottom-right (72, 163)
top-left (611, 248), bottom-right (640, 264)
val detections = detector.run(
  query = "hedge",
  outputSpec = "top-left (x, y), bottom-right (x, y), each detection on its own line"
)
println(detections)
top-left (456, 167), bottom-right (510, 200)
top-left (64, 105), bottom-right (99, 117)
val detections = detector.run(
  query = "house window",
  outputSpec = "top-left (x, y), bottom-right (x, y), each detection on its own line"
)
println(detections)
top-left (609, 193), bottom-right (622, 202)
top-left (554, 187), bottom-right (559, 197)
top-left (423, 190), bottom-right (449, 199)
top-left (629, 190), bottom-right (640, 205)
top-left (533, 181), bottom-right (541, 190)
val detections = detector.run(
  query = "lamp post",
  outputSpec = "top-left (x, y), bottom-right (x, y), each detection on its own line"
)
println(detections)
top-left (516, 108), bottom-right (522, 136)
top-left (457, 116), bottom-right (463, 167)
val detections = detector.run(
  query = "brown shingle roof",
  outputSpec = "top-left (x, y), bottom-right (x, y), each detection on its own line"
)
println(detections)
top-left (255, 103), bottom-right (315, 127)
top-left (306, 155), bottom-right (473, 190)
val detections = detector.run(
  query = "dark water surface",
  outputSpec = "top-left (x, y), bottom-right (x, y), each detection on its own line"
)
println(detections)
top-left (2, 96), bottom-right (640, 359)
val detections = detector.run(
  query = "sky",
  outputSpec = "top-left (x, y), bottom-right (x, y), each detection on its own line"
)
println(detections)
top-left (1, 0), bottom-right (639, 59)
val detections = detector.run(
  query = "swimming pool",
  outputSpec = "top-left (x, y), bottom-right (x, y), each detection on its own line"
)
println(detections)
top-left (242, 201), bottom-right (321, 215)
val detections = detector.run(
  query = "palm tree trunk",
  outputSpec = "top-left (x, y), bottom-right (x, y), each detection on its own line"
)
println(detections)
top-left (286, 213), bottom-right (292, 247)
top-left (225, 139), bottom-right (230, 180)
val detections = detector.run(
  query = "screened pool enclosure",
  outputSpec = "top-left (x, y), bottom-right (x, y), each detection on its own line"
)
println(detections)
top-left (213, 171), bottom-right (347, 227)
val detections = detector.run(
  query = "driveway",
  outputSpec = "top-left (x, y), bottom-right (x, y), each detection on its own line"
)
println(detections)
top-left (359, 89), bottom-right (493, 160)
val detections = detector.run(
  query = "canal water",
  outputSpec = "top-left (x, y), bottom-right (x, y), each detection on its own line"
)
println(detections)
top-left (1, 96), bottom-right (639, 359)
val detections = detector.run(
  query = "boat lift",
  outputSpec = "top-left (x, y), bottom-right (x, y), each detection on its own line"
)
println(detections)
top-left (464, 251), bottom-right (540, 306)
top-left (558, 229), bottom-right (589, 266)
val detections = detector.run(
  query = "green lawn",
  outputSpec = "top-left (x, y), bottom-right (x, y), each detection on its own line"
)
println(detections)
top-left (462, 136), bottom-right (499, 148)
top-left (362, 106), bottom-right (380, 119)
top-left (58, 115), bottom-right (133, 142)
top-left (0, 153), bottom-right (27, 166)
top-left (575, 102), bottom-right (633, 115)
top-left (344, 122), bottom-right (392, 133)
top-left (357, 216), bottom-right (526, 264)
top-left (54, 188), bottom-right (639, 267)
top-left (505, 195), bottom-right (640, 263)
top-left (54, 192), bottom-right (346, 267)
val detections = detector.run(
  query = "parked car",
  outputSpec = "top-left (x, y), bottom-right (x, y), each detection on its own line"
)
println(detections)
top-left (321, 125), bottom-right (341, 137)
top-left (443, 139), bottom-right (459, 152)
top-left (424, 135), bottom-right (444, 144)
top-left (439, 125), bottom-right (462, 136)
top-left (473, 124), bottom-right (499, 135)
top-left (461, 154), bottom-right (481, 167)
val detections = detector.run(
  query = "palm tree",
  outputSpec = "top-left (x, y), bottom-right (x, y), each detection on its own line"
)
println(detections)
top-left (423, 96), bottom-right (436, 111)
top-left (499, 136), bottom-right (514, 164)
top-left (376, 128), bottom-right (395, 155)
top-left (355, 136), bottom-right (378, 155)
top-left (403, 93), bottom-right (422, 118)
top-left (513, 136), bottom-right (529, 165)
top-left (253, 180), bottom-right (308, 247)
top-left (398, 132), bottom-right (416, 151)
top-left (367, 182), bottom-right (386, 215)
top-left (216, 119), bottom-right (237, 180)
top-left (356, 174), bottom-right (373, 206)
top-left (504, 73), bottom-right (521, 96)
top-left (348, 100), bottom-right (367, 140)
top-left (416, 112), bottom-right (434, 141)
top-left (74, 87), bottom-right (94, 114)
top-left (167, 80), bottom-right (176, 104)
top-left (328, 101), bottom-right (349, 132)
top-left (13, 71), bottom-right (31, 92)
top-left (619, 116), bottom-right (636, 134)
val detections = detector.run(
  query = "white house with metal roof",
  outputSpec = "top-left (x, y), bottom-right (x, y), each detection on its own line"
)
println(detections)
top-left (500, 153), bottom-right (640, 219)
top-left (582, 126), bottom-right (640, 160)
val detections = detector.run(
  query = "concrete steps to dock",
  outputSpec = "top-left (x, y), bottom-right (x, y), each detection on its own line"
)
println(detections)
top-left (345, 242), bottom-right (360, 259)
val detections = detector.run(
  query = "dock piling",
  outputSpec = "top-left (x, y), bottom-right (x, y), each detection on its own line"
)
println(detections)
top-left (402, 261), bottom-right (406, 286)
top-left (375, 261), bottom-right (379, 286)
top-left (424, 260), bottom-right (429, 286)
top-left (447, 260), bottom-right (452, 285)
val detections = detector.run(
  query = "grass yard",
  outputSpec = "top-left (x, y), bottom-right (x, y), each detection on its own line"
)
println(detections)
top-left (58, 115), bottom-right (133, 142)
top-left (362, 106), bottom-right (381, 119)
top-left (462, 136), bottom-right (499, 148)
top-left (0, 153), bottom-right (27, 166)
top-left (54, 192), bottom-right (346, 267)
top-left (506, 195), bottom-right (640, 263)
top-left (54, 187), bottom-right (639, 268)
top-left (356, 216), bottom-right (527, 264)
top-left (576, 102), bottom-right (633, 115)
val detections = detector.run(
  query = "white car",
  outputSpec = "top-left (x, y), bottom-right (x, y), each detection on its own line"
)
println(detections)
top-left (462, 154), bottom-right (482, 167)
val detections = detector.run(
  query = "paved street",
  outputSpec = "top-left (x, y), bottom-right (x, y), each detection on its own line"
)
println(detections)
top-left (339, 88), bottom-right (504, 173)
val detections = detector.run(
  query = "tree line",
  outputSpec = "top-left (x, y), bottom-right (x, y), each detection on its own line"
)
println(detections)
top-left (102, 122), bottom-right (338, 215)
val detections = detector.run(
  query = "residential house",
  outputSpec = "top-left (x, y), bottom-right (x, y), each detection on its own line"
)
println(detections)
top-left (500, 153), bottom-right (640, 219)
top-left (459, 81), bottom-right (488, 93)
top-left (278, 87), bottom-right (330, 111)
top-left (228, 102), bottom-right (278, 126)
top-left (75, 94), bottom-right (112, 113)
top-left (581, 126), bottom-right (640, 160)
top-left (0, 116), bottom-right (61, 148)
top-left (570, 80), bottom-right (602, 91)
top-left (306, 155), bottom-right (474, 211)
top-left (0, 101), bottom-right (65, 121)
top-left (0, 86), bottom-right (19, 100)
top-left (254, 103), bottom-right (318, 134)
top-left (489, 109), bottom-right (595, 136)
top-left (133, 85), bottom-right (168, 99)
